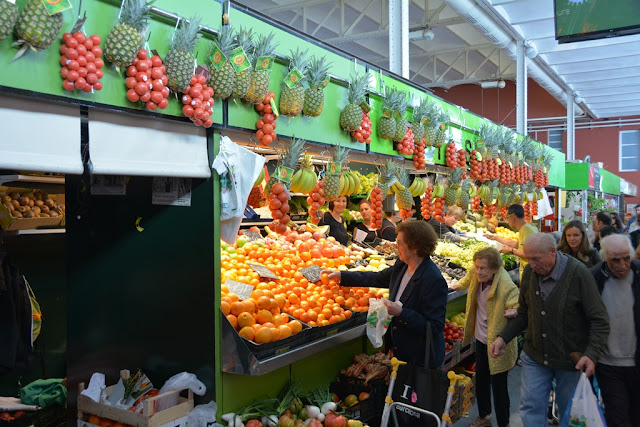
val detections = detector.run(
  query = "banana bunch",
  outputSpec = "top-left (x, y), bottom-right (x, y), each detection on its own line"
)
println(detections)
top-left (409, 177), bottom-right (427, 197)
top-left (432, 181), bottom-right (445, 198)
top-left (339, 170), bottom-right (362, 196)
top-left (253, 168), bottom-right (265, 188)
top-left (390, 181), bottom-right (405, 192)
top-left (468, 184), bottom-right (477, 198)
top-left (351, 170), bottom-right (375, 195)
top-left (290, 155), bottom-right (318, 194)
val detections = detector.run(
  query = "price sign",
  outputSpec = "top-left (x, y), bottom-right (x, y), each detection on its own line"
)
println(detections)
top-left (249, 264), bottom-right (279, 279)
top-left (241, 230), bottom-right (262, 241)
top-left (225, 280), bottom-right (255, 300)
top-left (300, 265), bottom-right (323, 282)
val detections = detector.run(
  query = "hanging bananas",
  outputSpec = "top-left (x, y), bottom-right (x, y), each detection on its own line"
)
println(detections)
top-left (338, 170), bottom-right (363, 197)
top-left (408, 177), bottom-right (427, 197)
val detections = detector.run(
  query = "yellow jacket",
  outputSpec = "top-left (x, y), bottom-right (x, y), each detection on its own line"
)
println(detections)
top-left (456, 267), bottom-right (520, 374)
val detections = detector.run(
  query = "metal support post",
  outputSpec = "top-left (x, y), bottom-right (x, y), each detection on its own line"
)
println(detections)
top-left (581, 190), bottom-right (588, 225)
top-left (389, 0), bottom-right (409, 78)
top-left (516, 39), bottom-right (527, 135)
top-left (567, 93), bottom-right (575, 161)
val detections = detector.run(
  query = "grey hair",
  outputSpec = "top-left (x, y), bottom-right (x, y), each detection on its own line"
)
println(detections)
top-left (523, 232), bottom-right (556, 251)
top-left (600, 234), bottom-right (635, 260)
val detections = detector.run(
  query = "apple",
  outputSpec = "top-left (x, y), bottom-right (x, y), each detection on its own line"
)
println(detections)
top-left (235, 235), bottom-right (249, 248)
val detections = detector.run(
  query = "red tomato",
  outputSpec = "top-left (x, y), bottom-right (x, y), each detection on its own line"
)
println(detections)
top-left (127, 89), bottom-right (140, 102)
top-left (93, 81), bottom-right (103, 91)
top-left (62, 79), bottom-right (75, 91)
top-left (135, 82), bottom-right (149, 96)
top-left (90, 34), bottom-right (102, 45)
top-left (137, 49), bottom-right (148, 59)
top-left (151, 55), bottom-right (163, 68)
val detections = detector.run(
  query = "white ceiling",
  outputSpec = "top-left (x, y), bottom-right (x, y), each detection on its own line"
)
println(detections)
top-left (234, 0), bottom-right (640, 119)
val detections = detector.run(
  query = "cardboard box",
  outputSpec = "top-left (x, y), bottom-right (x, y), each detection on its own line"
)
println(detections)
top-left (0, 203), bottom-right (63, 231)
top-left (77, 383), bottom-right (193, 427)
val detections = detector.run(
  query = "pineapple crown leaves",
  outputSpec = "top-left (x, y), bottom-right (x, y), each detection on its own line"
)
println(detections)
top-left (412, 98), bottom-right (430, 122)
top-left (120, 0), bottom-right (155, 32)
top-left (382, 87), bottom-right (401, 110)
top-left (426, 106), bottom-right (449, 129)
top-left (254, 32), bottom-right (278, 58)
top-left (300, 154), bottom-right (314, 170)
top-left (395, 165), bottom-right (410, 187)
top-left (307, 56), bottom-right (332, 88)
top-left (347, 72), bottom-right (369, 104)
top-left (281, 137), bottom-right (307, 169)
top-left (331, 144), bottom-right (349, 164)
top-left (171, 15), bottom-right (202, 53)
top-left (235, 27), bottom-right (255, 61)
top-left (287, 48), bottom-right (311, 73)
top-left (395, 91), bottom-right (409, 114)
top-left (449, 168), bottom-right (463, 187)
top-left (213, 25), bottom-right (237, 55)
top-left (379, 159), bottom-right (399, 182)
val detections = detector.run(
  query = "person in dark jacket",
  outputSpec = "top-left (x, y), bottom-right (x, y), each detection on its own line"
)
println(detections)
top-left (557, 220), bottom-right (602, 268)
top-left (593, 211), bottom-right (613, 251)
top-left (629, 214), bottom-right (640, 248)
top-left (610, 212), bottom-right (625, 233)
top-left (427, 205), bottom-right (467, 243)
top-left (590, 234), bottom-right (640, 427)
top-left (326, 220), bottom-right (448, 368)
top-left (319, 196), bottom-right (349, 246)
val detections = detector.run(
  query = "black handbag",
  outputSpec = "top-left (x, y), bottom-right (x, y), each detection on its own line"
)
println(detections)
top-left (390, 321), bottom-right (449, 426)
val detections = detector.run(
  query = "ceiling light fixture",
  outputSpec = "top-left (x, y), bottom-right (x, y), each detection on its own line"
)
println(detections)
top-left (409, 28), bottom-right (434, 41)
top-left (525, 43), bottom-right (538, 59)
top-left (574, 96), bottom-right (584, 104)
top-left (480, 80), bottom-right (506, 89)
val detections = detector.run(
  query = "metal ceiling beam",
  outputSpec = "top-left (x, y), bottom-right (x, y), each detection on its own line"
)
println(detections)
top-left (268, 0), bottom-right (336, 14)
top-left (421, 74), bottom-right (516, 88)
top-left (310, 3), bottom-right (339, 36)
top-left (363, 43), bottom-right (495, 63)
top-left (341, 0), bottom-right (379, 36)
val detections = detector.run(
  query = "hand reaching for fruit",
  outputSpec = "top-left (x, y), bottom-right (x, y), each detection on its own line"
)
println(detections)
top-left (448, 280), bottom-right (459, 290)
top-left (323, 270), bottom-right (342, 282)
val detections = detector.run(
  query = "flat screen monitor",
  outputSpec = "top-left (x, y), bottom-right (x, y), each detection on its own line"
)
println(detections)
top-left (554, 0), bottom-right (640, 43)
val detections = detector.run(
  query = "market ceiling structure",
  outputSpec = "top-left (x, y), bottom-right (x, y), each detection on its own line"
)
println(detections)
top-left (234, 0), bottom-right (640, 120)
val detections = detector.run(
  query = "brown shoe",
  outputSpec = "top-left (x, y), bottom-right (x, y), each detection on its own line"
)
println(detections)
top-left (470, 415), bottom-right (492, 427)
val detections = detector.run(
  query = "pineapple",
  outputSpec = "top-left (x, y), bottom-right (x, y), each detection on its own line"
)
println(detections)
top-left (378, 88), bottom-right (400, 140)
top-left (208, 25), bottom-right (237, 100)
top-left (246, 32), bottom-right (278, 104)
top-left (497, 185), bottom-right (509, 207)
top-left (393, 91), bottom-right (409, 142)
top-left (303, 55), bottom-right (331, 117)
top-left (104, 0), bottom-right (153, 69)
top-left (456, 178), bottom-right (470, 208)
top-left (232, 27), bottom-right (255, 100)
top-left (280, 48), bottom-right (310, 117)
top-left (444, 168), bottom-right (462, 206)
top-left (425, 107), bottom-right (448, 148)
top-left (394, 166), bottom-right (413, 210)
top-left (340, 72), bottom-right (369, 132)
top-left (0, 0), bottom-right (18, 42)
top-left (14, 0), bottom-right (64, 51)
top-left (378, 159), bottom-right (398, 197)
top-left (165, 15), bottom-right (202, 93)
top-left (265, 137), bottom-right (306, 194)
top-left (323, 145), bottom-right (349, 201)
top-left (433, 112), bottom-right (449, 148)
top-left (412, 98), bottom-right (429, 144)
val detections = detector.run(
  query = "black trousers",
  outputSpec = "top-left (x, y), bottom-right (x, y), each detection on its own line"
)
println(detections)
top-left (475, 341), bottom-right (510, 427)
top-left (596, 363), bottom-right (640, 427)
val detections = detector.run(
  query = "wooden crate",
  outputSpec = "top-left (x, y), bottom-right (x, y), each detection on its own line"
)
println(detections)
top-left (77, 383), bottom-right (193, 427)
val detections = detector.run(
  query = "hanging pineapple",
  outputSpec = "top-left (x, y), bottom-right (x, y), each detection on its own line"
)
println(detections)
top-left (104, 0), bottom-right (153, 69)
top-left (393, 91), bottom-right (409, 142)
top-left (14, 0), bottom-right (64, 53)
top-left (412, 98), bottom-right (429, 146)
top-left (340, 72), bottom-right (369, 132)
top-left (378, 88), bottom-right (400, 140)
top-left (377, 159), bottom-right (398, 198)
top-left (208, 25), bottom-right (237, 100)
top-left (0, 0), bottom-right (18, 42)
top-left (165, 16), bottom-right (202, 94)
top-left (303, 56), bottom-right (331, 117)
top-left (444, 168), bottom-right (463, 206)
top-left (232, 27), bottom-right (255, 100)
top-left (265, 136), bottom-right (306, 196)
top-left (456, 178), bottom-right (471, 208)
top-left (280, 48), bottom-right (310, 117)
top-left (246, 32), bottom-right (278, 104)
top-left (393, 166), bottom-right (414, 210)
top-left (323, 145), bottom-right (349, 202)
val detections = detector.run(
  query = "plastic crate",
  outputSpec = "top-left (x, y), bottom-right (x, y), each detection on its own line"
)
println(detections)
top-left (0, 405), bottom-right (65, 427)
top-left (333, 374), bottom-right (389, 423)
top-left (242, 326), bottom-right (311, 360)
top-left (329, 381), bottom-right (378, 424)
top-left (307, 315), bottom-right (360, 341)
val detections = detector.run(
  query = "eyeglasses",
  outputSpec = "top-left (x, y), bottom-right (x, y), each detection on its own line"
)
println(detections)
top-left (505, 213), bottom-right (514, 219)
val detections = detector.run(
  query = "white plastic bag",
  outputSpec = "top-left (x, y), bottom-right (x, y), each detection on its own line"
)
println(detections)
top-left (154, 372), bottom-right (206, 412)
top-left (366, 298), bottom-right (392, 348)
top-left (536, 188), bottom-right (553, 219)
top-left (212, 136), bottom-right (265, 243)
top-left (186, 401), bottom-right (224, 427)
top-left (561, 373), bottom-right (606, 427)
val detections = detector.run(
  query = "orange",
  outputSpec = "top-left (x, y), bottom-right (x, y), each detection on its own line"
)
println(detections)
top-left (238, 312), bottom-right (255, 329)
top-left (226, 314), bottom-right (238, 330)
top-left (88, 415), bottom-right (102, 425)
top-left (270, 298), bottom-right (280, 311)
top-left (220, 301), bottom-right (231, 316)
top-left (274, 294), bottom-right (286, 308)
top-left (221, 285), bottom-right (229, 294)
top-left (307, 310), bottom-right (318, 322)
top-left (279, 324), bottom-right (293, 339)
top-left (256, 309), bottom-right (273, 324)
top-left (256, 296), bottom-right (271, 310)
top-left (229, 293), bottom-right (239, 302)
top-left (238, 326), bottom-right (255, 341)
top-left (344, 310), bottom-right (353, 319)
top-left (321, 308), bottom-right (333, 319)
top-left (300, 312), bottom-right (311, 323)
top-left (230, 301), bottom-right (246, 316)
top-left (251, 289), bottom-right (265, 299)
top-left (273, 314), bottom-right (287, 327)
top-left (270, 327), bottom-right (281, 341)
top-left (254, 327), bottom-right (273, 344)
top-left (243, 299), bottom-right (256, 314)
top-left (288, 293), bottom-right (300, 305)
top-left (288, 320), bottom-right (303, 334)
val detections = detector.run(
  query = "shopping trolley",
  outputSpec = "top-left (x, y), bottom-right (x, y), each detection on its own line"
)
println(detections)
top-left (380, 357), bottom-right (466, 427)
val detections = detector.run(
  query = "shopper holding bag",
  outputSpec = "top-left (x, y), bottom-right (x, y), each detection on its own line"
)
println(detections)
top-left (325, 220), bottom-right (448, 367)
top-left (450, 247), bottom-right (519, 427)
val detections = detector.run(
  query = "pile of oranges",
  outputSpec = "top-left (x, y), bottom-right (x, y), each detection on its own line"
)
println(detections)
top-left (220, 239), bottom-right (376, 343)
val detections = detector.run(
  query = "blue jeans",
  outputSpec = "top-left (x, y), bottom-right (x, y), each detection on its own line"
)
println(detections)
top-left (519, 351), bottom-right (581, 426)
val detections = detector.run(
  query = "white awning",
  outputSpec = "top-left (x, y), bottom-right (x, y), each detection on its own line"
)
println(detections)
top-left (0, 94), bottom-right (83, 174)
top-left (88, 109), bottom-right (211, 178)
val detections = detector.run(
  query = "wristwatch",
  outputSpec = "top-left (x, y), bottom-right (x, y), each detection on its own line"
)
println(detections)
top-left (510, 248), bottom-right (514, 255)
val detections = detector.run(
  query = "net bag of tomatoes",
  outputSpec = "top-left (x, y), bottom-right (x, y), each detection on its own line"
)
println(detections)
top-left (212, 136), bottom-right (266, 243)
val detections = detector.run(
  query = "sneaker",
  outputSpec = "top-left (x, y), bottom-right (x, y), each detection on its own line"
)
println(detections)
top-left (470, 415), bottom-right (492, 427)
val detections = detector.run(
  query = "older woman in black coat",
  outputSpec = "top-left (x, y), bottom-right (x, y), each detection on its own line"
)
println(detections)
top-left (326, 221), bottom-right (448, 367)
